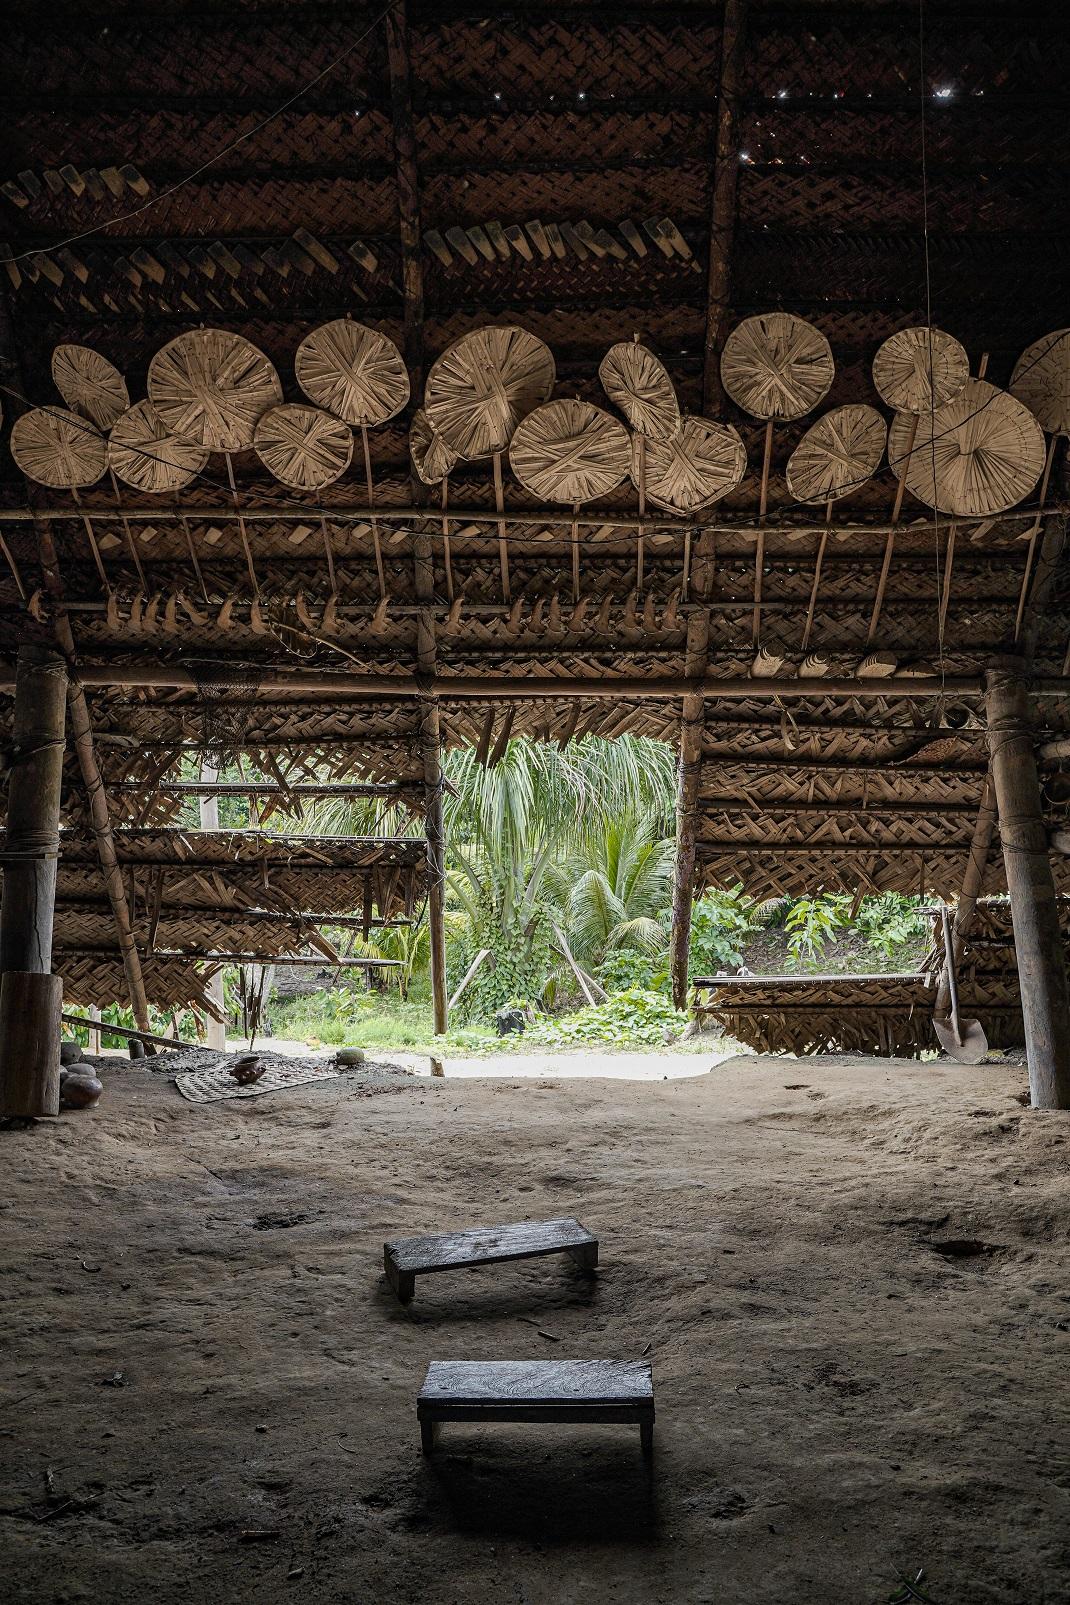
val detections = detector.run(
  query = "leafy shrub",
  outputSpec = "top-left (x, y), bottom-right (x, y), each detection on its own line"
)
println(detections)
top-left (531, 988), bottom-right (688, 1047)
top-left (595, 947), bottom-right (665, 993)
top-left (686, 888), bottom-right (760, 974)
top-left (854, 893), bottom-right (929, 960)
top-left (784, 895), bottom-right (850, 964)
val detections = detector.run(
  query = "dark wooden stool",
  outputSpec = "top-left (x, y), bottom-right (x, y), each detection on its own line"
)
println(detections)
top-left (417, 1359), bottom-right (654, 1457)
top-left (384, 1216), bottom-right (598, 1304)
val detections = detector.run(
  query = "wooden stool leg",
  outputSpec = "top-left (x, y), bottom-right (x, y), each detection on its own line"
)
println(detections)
top-left (640, 1419), bottom-right (654, 1459)
top-left (384, 1252), bottom-right (416, 1304)
top-left (421, 1419), bottom-right (437, 1456)
top-left (567, 1242), bottom-right (598, 1270)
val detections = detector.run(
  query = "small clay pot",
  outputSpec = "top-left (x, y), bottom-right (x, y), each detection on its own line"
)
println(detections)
top-left (61, 1073), bottom-right (104, 1109)
top-left (128, 1038), bottom-right (146, 1060)
top-left (229, 1054), bottom-right (265, 1086)
top-left (60, 1040), bottom-right (83, 1066)
top-left (336, 1047), bottom-right (366, 1067)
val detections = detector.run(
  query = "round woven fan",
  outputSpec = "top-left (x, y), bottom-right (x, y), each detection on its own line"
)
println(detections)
top-left (108, 399), bottom-right (209, 493)
top-left (720, 313), bottom-right (834, 420)
top-left (409, 407), bottom-right (457, 485)
top-left (901, 378), bottom-right (1046, 516)
top-left (886, 411), bottom-right (916, 480)
top-left (52, 344), bottom-right (129, 430)
top-left (11, 405), bottom-right (107, 488)
top-left (254, 404), bottom-right (354, 491)
top-left (786, 405), bottom-right (887, 505)
top-left (295, 319), bottom-right (410, 427)
top-left (598, 341), bottom-right (680, 440)
top-left (424, 325), bottom-right (556, 459)
top-left (509, 399), bottom-right (631, 503)
top-left (872, 326), bottom-right (969, 415)
top-left (636, 417), bottom-right (747, 515)
top-left (147, 329), bottom-right (283, 452)
top-left (1009, 328), bottom-right (1070, 435)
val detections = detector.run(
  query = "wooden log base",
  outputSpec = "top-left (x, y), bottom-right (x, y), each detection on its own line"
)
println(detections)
top-left (384, 1216), bottom-right (598, 1304)
top-left (0, 971), bottom-right (62, 1118)
top-left (416, 1360), bottom-right (654, 1457)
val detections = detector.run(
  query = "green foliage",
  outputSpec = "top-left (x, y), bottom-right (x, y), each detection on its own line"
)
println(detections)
top-left (784, 895), bottom-right (851, 965)
top-left (854, 893), bottom-right (929, 960)
top-left (595, 947), bottom-right (664, 993)
top-left (531, 988), bottom-right (688, 1047)
top-left (686, 888), bottom-right (760, 974)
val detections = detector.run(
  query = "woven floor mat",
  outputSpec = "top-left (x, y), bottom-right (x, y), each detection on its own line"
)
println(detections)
top-left (175, 1062), bottom-right (341, 1103)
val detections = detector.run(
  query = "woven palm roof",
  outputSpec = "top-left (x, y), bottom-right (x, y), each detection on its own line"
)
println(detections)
top-left (2, 2), bottom-right (1070, 1007)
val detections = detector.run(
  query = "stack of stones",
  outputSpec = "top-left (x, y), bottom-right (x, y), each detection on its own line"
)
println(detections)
top-left (58, 1040), bottom-right (104, 1109)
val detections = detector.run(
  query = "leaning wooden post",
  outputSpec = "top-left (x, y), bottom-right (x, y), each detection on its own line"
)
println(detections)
top-left (421, 700), bottom-right (448, 1036)
top-left (934, 775), bottom-right (997, 1017)
top-left (0, 645), bottom-right (67, 1116)
top-left (984, 660), bottom-right (1070, 1109)
top-left (670, 697), bottom-right (704, 1010)
top-left (0, 645), bottom-right (67, 974)
top-left (197, 763), bottom-right (228, 1050)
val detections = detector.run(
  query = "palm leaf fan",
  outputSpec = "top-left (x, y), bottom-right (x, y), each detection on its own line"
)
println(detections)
top-left (1009, 328), bottom-right (1070, 436)
top-left (509, 400), bottom-right (631, 503)
top-left (901, 379), bottom-right (1045, 517)
top-left (786, 405), bottom-right (887, 505)
top-left (872, 327), bottom-right (969, 414)
top-left (147, 329), bottom-right (283, 451)
top-left (424, 325), bottom-right (555, 459)
top-left (52, 344), bottom-right (129, 430)
top-left (10, 405), bottom-right (107, 487)
top-left (635, 417), bottom-right (747, 515)
top-left (295, 319), bottom-right (410, 426)
top-left (254, 404), bottom-right (354, 490)
top-left (409, 407), bottom-right (456, 485)
top-left (598, 341), bottom-right (680, 440)
top-left (720, 313), bottom-right (834, 421)
top-left (108, 399), bottom-right (209, 492)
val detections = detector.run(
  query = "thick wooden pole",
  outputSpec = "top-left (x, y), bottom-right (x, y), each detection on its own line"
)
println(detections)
top-left (702, 0), bottom-right (747, 410)
top-left (671, 699), bottom-right (704, 1010)
top-left (422, 701), bottom-right (447, 1036)
top-left (985, 661), bottom-right (1070, 1109)
top-left (0, 646), bottom-right (67, 974)
top-left (197, 763), bottom-right (228, 1049)
top-left (934, 776), bottom-right (996, 1016)
top-left (0, 972), bottom-right (63, 1117)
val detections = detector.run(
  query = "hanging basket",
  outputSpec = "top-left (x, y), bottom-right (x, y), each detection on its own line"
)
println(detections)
top-left (424, 325), bottom-right (556, 459)
top-left (872, 326), bottom-right (969, 415)
top-left (1009, 328), bottom-right (1070, 436)
top-left (51, 344), bottom-right (129, 431)
top-left (509, 399), bottom-right (631, 503)
top-left (786, 405), bottom-right (887, 504)
top-left (636, 416), bottom-right (747, 514)
top-left (295, 319), bottom-right (410, 427)
top-left (720, 313), bottom-right (834, 420)
top-left (108, 400), bottom-right (209, 493)
top-left (147, 329), bottom-right (283, 452)
top-left (409, 407), bottom-right (457, 485)
top-left (254, 404), bottom-right (354, 490)
top-left (11, 405), bottom-right (107, 488)
top-left (901, 379), bottom-right (1046, 516)
top-left (598, 341), bottom-right (680, 440)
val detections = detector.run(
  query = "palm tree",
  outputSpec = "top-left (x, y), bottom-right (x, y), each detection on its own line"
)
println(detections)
top-left (548, 808), bottom-right (675, 968)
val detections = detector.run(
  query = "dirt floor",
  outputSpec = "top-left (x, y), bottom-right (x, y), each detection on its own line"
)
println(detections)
top-left (2, 1050), bottom-right (1068, 1605)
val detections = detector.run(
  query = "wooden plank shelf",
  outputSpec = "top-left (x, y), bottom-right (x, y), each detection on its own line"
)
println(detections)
top-left (416, 1359), bottom-right (654, 1457)
top-left (384, 1216), bottom-right (597, 1304)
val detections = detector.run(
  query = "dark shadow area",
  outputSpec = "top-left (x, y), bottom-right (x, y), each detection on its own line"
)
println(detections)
top-left (374, 1261), bottom-right (600, 1324)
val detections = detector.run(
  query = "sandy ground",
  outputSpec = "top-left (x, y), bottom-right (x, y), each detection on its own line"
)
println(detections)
top-left (2, 1051), bottom-right (1068, 1604)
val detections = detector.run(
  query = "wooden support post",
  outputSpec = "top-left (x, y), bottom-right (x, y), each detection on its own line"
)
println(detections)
top-left (985, 661), bottom-right (1070, 1108)
top-left (0, 972), bottom-right (62, 1117)
top-left (0, 646), bottom-right (67, 975)
top-left (670, 698), bottom-right (704, 1011)
top-left (934, 776), bottom-right (996, 1017)
top-left (197, 763), bottom-right (228, 1050)
top-left (701, 0), bottom-right (748, 410)
top-left (422, 701), bottom-right (447, 1036)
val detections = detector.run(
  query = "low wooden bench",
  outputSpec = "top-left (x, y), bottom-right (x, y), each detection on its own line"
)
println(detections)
top-left (383, 1216), bottom-right (597, 1304)
top-left (417, 1359), bottom-right (654, 1457)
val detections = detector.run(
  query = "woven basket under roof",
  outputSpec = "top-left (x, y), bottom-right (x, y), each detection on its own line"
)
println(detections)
top-left (424, 325), bottom-right (555, 460)
top-left (254, 404), bottom-right (354, 491)
top-left (52, 344), bottom-right (129, 431)
top-left (720, 313), bottom-right (834, 421)
top-left (409, 407), bottom-right (457, 485)
top-left (295, 319), bottom-right (410, 428)
top-left (786, 404), bottom-right (887, 505)
top-left (598, 341), bottom-right (680, 440)
top-left (147, 329), bottom-right (283, 452)
top-left (872, 327), bottom-right (969, 415)
top-left (635, 416), bottom-right (747, 515)
top-left (1010, 328), bottom-right (1070, 435)
top-left (11, 405), bottom-right (107, 488)
top-left (108, 399), bottom-right (209, 493)
top-left (509, 399), bottom-right (631, 503)
top-left (900, 378), bottom-right (1046, 517)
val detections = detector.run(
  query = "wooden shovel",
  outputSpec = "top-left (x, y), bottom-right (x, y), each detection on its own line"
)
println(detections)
top-left (933, 905), bottom-right (988, 1063)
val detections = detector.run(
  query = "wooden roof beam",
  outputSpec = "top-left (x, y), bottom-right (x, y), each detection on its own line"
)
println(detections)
top-left (702, 0), bottom-right (747, 410)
